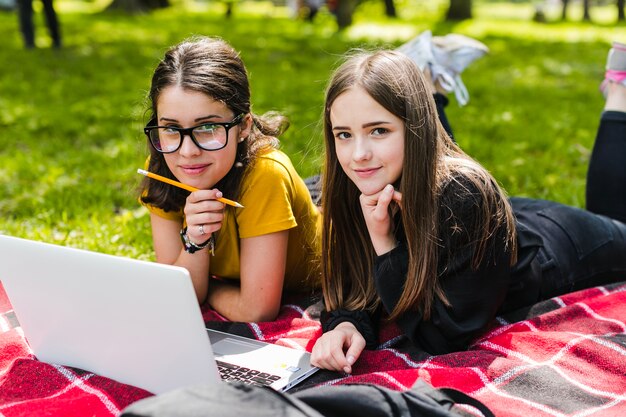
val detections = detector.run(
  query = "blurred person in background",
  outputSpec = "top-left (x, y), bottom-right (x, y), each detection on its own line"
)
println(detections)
top-left (17, 0), bottom-right (61, 48)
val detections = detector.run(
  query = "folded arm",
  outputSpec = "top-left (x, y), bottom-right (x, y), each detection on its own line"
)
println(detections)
top-left (207, 230), bottom-right (289, 322)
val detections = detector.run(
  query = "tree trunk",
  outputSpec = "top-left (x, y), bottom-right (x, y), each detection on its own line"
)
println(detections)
top-left (384, 0), bottom-right (396, 17)
top-left (582, 0), bottom-right (591, 21)
top-left (618, 0), bottom-right (625, 22)
top-left (446, 0), bottom-right (472, 21)
top-left (106, 0), bottom-right (169, 12)
top-left (561, 0), bottom-right (569, 20)
top-left (224, 0), bottom-right (234, 18)
top-left (336, 0), bottom-right (357, 29)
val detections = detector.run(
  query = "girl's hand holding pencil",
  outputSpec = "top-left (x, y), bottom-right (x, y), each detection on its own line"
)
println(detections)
top-left (137, 169), bottom-right (244, 208)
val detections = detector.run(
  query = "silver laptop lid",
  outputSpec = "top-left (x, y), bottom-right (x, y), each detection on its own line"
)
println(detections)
top-left (0, 234), bottom-right (220, 394)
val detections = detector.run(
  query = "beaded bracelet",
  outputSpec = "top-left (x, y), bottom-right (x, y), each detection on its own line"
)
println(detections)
top-left (180, 227), bottom-right (215, 255)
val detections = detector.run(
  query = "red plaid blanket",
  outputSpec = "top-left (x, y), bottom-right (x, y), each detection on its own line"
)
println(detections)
top-left (1, 281), bottom-right (625, 417)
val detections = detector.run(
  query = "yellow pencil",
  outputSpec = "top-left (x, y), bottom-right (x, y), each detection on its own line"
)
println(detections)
top-left (137, 169), bottom-right (244, 208)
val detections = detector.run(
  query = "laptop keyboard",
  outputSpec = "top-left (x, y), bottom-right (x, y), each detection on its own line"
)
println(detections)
top-left (216, 360), bottom-right (282, 387)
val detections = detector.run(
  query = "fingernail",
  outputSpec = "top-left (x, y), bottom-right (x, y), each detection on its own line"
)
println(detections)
top-left (343, 366), bottom-right (351, 374)
top-left (385, 184), bottom-right (394, 193)
top-left (347, 355), bottom-right (355, 365)
top-left (216, 191), bottom-right (223, 198)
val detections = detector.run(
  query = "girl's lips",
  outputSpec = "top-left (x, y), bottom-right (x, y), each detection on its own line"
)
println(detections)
top-left (354, 167), bottom-right (381, 178)
top-left (179, 164), bottom-right (209, 175)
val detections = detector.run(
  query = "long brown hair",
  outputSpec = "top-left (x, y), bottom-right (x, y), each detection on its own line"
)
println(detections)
top-left (140, 36), bottom-right (288, 213)
top-left (321, 50), bottom-right (516, 320)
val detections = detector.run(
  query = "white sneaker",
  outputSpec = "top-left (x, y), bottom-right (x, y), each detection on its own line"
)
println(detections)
top-left (397, 31), bottom-right (489, 106)
top-left (395, 30), bottom-right (436, 72)
top-left (600, 41), bottom-right (626, 97)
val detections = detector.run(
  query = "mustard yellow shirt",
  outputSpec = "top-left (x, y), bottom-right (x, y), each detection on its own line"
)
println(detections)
top-left (143, 149), bottom-right (321, 291)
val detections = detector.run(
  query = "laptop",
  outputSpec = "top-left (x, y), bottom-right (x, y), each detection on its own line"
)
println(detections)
top-left (0, 234), bottom-right (318, 394)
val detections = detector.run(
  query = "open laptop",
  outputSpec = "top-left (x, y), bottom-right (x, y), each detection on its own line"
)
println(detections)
top-left (0, 234), bottom-right (318, 394)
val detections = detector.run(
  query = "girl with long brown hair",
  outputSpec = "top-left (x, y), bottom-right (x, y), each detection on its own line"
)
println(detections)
top-left (311, 44), bottom-right (626, 373)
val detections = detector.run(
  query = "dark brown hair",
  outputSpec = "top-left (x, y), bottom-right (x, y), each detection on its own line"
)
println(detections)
top-left (321, 50), bottom-right (517, 320)
top-left (140, 36), bottom-right (288, 212)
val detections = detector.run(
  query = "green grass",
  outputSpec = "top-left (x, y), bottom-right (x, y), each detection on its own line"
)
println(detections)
top-left (1, 0), bottom-right (624, 258)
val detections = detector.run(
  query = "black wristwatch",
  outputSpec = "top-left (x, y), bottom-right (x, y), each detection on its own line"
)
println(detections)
top-left (180, 227), bottom-right (215, 255)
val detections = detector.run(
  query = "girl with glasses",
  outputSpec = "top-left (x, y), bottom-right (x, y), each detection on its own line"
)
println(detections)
top-left (139, 36), bottom-right (320, 322)
top-left (311, 43), bottom-right (626, 373)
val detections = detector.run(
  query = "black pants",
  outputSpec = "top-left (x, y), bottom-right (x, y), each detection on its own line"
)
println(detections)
top-left (520, 111), bottom-right (626, 298)
top-left (17, 0), bottom-right (61, 48)
top-left (586, 111), bottom-right (626, 223)
top-left (435, 95), bottom-right (626, 302)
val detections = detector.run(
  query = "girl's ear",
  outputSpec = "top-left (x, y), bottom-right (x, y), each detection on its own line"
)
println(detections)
top-left (238, 113), bottom-right (253, 142)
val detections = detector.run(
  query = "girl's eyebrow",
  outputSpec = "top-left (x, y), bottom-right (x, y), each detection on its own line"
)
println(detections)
top-left (159, 115), bottom-right (222, 123)
top-left (363, 121), bottom-right (392, 128)
top-left (194, 115), bottom-right (222, 122)
top-left (332, 121), bottom-right (392, 131)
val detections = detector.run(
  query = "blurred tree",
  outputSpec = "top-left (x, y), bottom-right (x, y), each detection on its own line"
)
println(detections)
top-left (582, 0), bottom-right (591, 21)
top-left (106, 0), bottom-right (168, 12)
top-left (446, 0), bottom-right (472, 20)
top-left (618, 0), bottom-right (625, 21)
top-left (335, 0), bottom-right (356, 28)
top-left (384, 0), bottom-right (396, 17)
top-left (533, 3), bottom-right (547, 22)
top-left (561, 0), bottom-right (591, 21)
top-left (334, 0), bottom-right (395, 29)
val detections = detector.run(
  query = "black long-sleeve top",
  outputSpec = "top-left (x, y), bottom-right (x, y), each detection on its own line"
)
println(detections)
top-left (322, 176), bottom-right (544, 355)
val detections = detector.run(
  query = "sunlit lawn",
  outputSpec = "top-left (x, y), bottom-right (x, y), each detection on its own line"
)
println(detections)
top-left (0, 0), bottom-right (624, 258)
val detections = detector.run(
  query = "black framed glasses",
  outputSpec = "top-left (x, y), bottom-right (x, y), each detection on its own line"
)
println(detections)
top-left (144, 114), bottom-right (244, 153)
